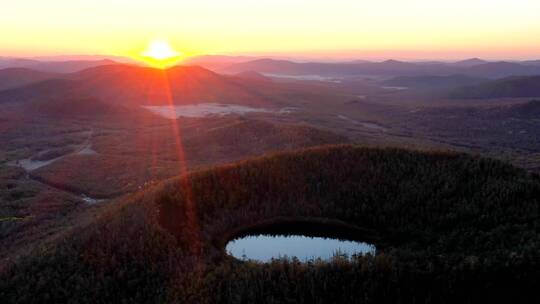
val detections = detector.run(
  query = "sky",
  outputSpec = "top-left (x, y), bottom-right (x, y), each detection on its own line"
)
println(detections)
top-left (1, 0), bottom-right (540, 60)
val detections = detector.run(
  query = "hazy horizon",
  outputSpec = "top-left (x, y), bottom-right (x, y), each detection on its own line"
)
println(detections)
top-left (1, 52), bottom-right (538, 64)
top-left (2, 0), bottom-right (540, 63)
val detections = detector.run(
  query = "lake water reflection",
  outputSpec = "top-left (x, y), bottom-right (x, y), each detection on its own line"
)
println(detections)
top-left (226, 235), bottom-right (376, 262)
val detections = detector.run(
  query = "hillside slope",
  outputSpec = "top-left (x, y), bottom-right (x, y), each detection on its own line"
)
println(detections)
top-left (0, 68), bottom-right (61, 91)
top-left (27, 118), bottom-right (348, 198)
top-left (0, 64), bottom-right (333, 107)
top-left (1, 145), bottom-right (539, 303)
top-left (0, 58), bottom-right (117, 73)
top-left (450, 75), bottom-right (540, 98)
top-left (382, 74), bottom-right (487, 90)
top-left (221, 58), bottom-right (540, 78)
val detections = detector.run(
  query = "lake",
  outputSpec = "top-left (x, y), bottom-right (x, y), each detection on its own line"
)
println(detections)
top-left (142, 103), bottom-right (296, 119)
top-left (226, 234), bottom-right (376, 262)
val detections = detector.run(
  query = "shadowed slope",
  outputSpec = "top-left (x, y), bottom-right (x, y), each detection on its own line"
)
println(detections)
top-left (450, 76), bottom-right (540, 99)
top-left (0, 68), bottom-right (62, 91)
top-left (1, 145), bottom-right (539, 303)
top-left (0, 64), bottom-right (281, 107)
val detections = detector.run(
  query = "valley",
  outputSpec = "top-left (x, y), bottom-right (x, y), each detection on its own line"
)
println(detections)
top-left (0, 58), bottom-right (539, 303)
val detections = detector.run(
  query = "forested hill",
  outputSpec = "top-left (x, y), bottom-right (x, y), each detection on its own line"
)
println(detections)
top-left (450, 75), bottom-right (540, 99)
top-left (1, 145), bottom-right (539, 303)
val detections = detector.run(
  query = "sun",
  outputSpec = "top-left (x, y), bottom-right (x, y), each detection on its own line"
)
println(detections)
top-left (139, 39), bottom-right (182, 68)
top-left (144, 39), bottom-right (178, 60)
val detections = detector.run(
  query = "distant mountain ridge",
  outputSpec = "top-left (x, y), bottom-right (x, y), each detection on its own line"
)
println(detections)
top-left (0, 68), bottom-right (62, 91)
top-left (450, 76), bottom-right (540, 99)
top-left (0, 58), bottom-right (118, 73)
top-left (452, 58), bottom-right (488, 67)
top-left (220, 58), bottom-right (540, 78)
top-left (2, 55), bottom-right (540, 78)
top-left (0, 64), bottom-right (293, 107)
top-left (182, 55), bottom-right (258, 71)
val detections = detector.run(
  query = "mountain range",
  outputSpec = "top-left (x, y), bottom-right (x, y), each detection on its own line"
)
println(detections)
top-left (215, 58), bottom-right (540, 79)
top-left (0, 64), bottom-right (282, 107)
top-left (2, 56), bottom-right (540, 80)
top-left (0, 57), bottom-right (120, 73)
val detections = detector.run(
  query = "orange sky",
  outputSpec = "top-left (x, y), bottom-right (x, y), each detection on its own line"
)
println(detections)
top-left (1, 0), bottom-right (540, 60)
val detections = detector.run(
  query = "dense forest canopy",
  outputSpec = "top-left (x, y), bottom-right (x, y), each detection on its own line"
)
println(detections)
top-left (1, 145), bottom-right (539, 303)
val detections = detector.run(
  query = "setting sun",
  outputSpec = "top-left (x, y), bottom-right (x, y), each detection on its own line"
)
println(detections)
top-left (144, 40), bottom-right (178, 60)
top-left (138, 39), bottom-right (182, 68)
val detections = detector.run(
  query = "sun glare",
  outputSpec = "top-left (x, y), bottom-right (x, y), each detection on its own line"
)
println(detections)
top-left (139, 39), bottom-right (182, 68)
top-left (144, 40), bottom-right (178, 60)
